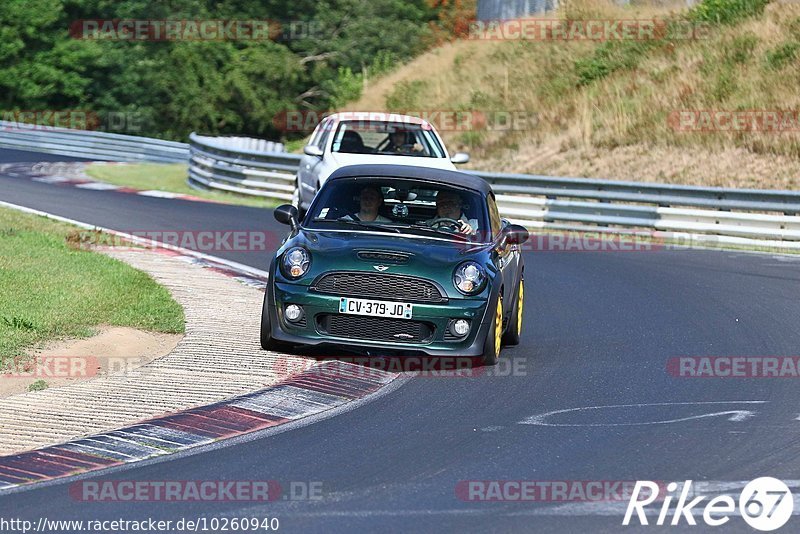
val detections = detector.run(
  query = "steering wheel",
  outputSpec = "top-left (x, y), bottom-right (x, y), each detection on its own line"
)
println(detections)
top-left (427, 218), bottom-right (462, 232)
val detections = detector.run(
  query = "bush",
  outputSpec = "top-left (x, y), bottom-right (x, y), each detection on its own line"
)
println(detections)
top-left (574, 40), bottom-right (654, 86)
top-left (726, 33), bottom-right (759, 64)
top-left (385, 80), bottom-right (431, 110)
top-left (765, 42), bottom-right (800, 70)
top-left (691, 0), bottom-right (769, 25)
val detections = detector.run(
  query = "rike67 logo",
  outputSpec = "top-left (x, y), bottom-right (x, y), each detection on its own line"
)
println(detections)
top-left (624, 478), bottom-right (793, 531)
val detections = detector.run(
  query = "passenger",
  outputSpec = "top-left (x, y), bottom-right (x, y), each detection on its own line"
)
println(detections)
top-left (341, 186), bottom-right (391, 222)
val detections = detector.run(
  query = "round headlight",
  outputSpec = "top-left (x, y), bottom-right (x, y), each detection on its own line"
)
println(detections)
top-left (453, 261), bottom-right (486, 295)
top-left (281, 247), bottom-right (310, 279)
top-left (285, 304), bottom-right (303, 322)
top-left (452, 319), bottom-right (471, 336)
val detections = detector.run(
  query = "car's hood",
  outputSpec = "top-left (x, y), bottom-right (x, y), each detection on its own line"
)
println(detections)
top-left (326, 152), bottom-right (456, 171)
top-left (281, 228), bottom-right (493, 293)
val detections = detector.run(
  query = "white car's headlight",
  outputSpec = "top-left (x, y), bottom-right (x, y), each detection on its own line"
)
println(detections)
top-left (453, 261), bottom-right (486, 295)
top-left (281, 247), bottom-right (311, 279)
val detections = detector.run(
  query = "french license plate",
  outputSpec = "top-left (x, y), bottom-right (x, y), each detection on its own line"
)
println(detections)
top-left (339, 297), bottom-right (413, 319)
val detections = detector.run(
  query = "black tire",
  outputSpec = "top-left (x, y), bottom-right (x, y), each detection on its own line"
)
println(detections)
top-left (260, 291), bottom-right (289, 352)
top-left (503, 276), bottom-right (524, 346)
top-left (481, 293), bottom-right (503, 366)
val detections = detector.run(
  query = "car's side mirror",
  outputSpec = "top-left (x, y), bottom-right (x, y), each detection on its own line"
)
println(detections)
top-left (504, 224), bottom-right (529, 245)
top-left (303, 145), bottom-right (323, 158)
top-left (450, 152), bottom-right (470, 164)
top-left (274, 204), bottom-right (299, 229)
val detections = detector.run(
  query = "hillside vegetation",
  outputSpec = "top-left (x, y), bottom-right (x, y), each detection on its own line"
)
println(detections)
top-left (350, 0), bottom-right (800, 189)
top-left (0, 0), bottom-right (469, 140)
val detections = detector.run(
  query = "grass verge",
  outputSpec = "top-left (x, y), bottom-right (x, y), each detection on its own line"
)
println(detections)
top-left (84, 163), bottom-right (282, 208)
top-left (0, 206), bottom-right (185, 365)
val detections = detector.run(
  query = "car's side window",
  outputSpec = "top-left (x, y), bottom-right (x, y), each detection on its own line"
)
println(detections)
top-left (308, 121), bottom-right (324, 148)
top-left (487, 194), bottom-right (502, 239)
top-left (315, 118), bottom-right (333, 150)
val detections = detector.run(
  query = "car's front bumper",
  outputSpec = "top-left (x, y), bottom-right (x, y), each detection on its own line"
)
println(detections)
top-left (267, 281), bottom-right (495, 357)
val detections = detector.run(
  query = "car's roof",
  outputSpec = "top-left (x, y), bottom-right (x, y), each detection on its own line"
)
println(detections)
top-left (326, 164), bottom-right (492, 195)
top-left (326, 112), bottom-right (429, 126)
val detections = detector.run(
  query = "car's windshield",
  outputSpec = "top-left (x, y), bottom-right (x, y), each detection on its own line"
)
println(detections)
top-left (330, 121), bottom-right (446, 158)
top-left (305, 177), bottom-right (491, 241)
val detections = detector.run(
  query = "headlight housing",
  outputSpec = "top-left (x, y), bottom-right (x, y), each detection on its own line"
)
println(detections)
top-left (281, 247), bottom-right (311, 279)
top-left (453, 261), bottom-right (486, 295)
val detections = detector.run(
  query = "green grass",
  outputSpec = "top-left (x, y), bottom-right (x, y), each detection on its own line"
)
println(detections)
top-left (28, 380), bottom-right (48, 392)
top-left (284, 138), bottom-right (307, 153)
top-left (84, 163), bottom-right (281, 208)
top-left (0, 207), bottom-right (185, 365)
top-left (691, 0), bottom-right (770, 25)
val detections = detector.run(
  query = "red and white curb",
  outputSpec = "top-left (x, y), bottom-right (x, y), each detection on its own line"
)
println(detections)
top-left (0, 162), bottom-right (219, 204)
top-left (0, 201), bottom-right (402, 490)
top-left (0, 361), bottom-right (395, 491)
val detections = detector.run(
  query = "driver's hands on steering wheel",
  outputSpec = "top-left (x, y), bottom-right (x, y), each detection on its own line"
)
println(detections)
top-left (428, 217), bottom-right (474, 235)
top-left (457, 219), bottom-right (474, 235)
top-left (397, 142), bottom-right (424, 154)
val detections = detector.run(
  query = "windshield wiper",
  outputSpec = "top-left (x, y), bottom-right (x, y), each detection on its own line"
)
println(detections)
top-left (406, 224), bottom-right (470, 241)
top-left (313, 219), bottom-right (401, 233)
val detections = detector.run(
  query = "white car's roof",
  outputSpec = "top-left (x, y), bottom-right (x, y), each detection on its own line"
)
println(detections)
top-left (325, 112), bottom-right (431, 126)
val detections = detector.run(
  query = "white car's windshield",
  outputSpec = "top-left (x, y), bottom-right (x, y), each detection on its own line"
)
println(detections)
top-left (331, 121), bottom-right (446, 158)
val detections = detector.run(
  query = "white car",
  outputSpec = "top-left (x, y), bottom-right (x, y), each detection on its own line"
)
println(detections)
top-left (294, 112), bottom-right (469, 217)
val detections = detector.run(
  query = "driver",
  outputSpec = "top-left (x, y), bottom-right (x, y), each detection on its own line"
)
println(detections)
top-left (340, 186), bottom-right (391, 223)
top-left (386, 130), bottom-right (424, 155)
top-left (426, 190), bottom-right (477, 235)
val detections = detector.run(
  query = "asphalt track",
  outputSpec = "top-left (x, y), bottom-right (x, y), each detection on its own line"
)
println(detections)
top-left (1, 148), bottom-right (800, 532)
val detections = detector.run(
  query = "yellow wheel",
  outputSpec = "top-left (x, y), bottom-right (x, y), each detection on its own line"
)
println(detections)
top-left (503, 277), bottom-right (524, 346)
top-left (494, 295), bottom-right (503, 358)
top-left (516, 279), bottom-right (524, 333)
top-left (482, 293), bottom-right (503, 365)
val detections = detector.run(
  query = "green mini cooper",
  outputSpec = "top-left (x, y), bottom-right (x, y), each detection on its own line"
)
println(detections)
top-left (261, 164), bottom-right (529, 365)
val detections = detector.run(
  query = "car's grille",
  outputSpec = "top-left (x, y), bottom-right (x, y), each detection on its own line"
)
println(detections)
top-left (312, 272), bottom-right (445, 303)
top-left (317, 314), bottom-right (434, 343)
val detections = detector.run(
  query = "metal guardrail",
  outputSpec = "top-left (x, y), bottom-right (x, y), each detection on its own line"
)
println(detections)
top-left (478, 172), bottom-right (800, 243)
top-left (187, 132), bottom-right (800, 248)
top-left (1, 123), bottom-right (795, 248)
top-left (0, 121), bottom-right (188, 163)
top-left (188, 133), bottom-right (297, 201)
